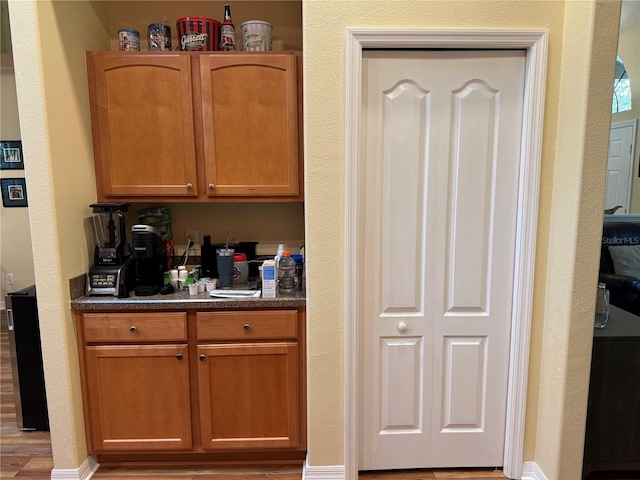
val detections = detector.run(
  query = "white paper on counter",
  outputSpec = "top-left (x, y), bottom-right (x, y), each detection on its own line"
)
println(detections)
top-left (209, 290), bottom-right (261, 298)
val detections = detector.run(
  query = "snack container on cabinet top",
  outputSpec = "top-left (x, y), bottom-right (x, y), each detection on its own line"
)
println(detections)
top-left (240, 20), bottom-right (272, 51)
top-left (176, 16), bottom-right (220, 51)
top-left (118, 29), bottom-right (140, 51)
top-left (148, 23), bottom-right (172, 51)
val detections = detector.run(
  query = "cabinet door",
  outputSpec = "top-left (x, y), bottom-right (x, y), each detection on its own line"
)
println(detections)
top-left (199, 53), bottom-right (299, 197)
top-left (197, 342), bottom-right (300, 449)
top-left (87, 52), bottom-right (198, 199)
top-left (84, 344), bottom-right (192, 452)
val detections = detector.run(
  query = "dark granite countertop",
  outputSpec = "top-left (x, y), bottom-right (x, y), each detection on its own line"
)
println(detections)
top-left (71, 289), bottom-right (306, 311)
top-left (69, 275), bottom-right (305, 311)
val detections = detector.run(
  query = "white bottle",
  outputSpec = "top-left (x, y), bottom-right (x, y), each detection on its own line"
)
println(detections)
top-left (275, 244), bottom-right (285, 262)
top-left (274, 244), bottom-right (285, 289)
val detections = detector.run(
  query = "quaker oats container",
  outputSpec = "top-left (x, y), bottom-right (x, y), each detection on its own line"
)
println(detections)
top-left (118, 29), bottom-right (140, 51)
top-left (176, 16), bottom-right (220, 51)
top-left (148, 23), bottom-right (172, 51)
top-left (241, 20), bottom-right (273, 51)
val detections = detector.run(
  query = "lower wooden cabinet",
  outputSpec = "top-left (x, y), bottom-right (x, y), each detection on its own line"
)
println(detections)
top-left (84, 344), bottom-right (192, 452)
top-left (75, 309), bottom-right (305, 461)
top-left (197, 342), bottom-right (299, 450)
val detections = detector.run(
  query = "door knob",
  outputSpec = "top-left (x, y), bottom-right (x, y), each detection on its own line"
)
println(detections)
top-left (398, 322), bottom-right (407, 333)
top-left (243, 323), bottom-right (250, 331)
top-left (176, 354), bottom-right (183, 360)
top-left (199, 354), bottom-right (206, 361)
top-left (129, 325), bottom-right (137, 333)
top-left (186, 183), bottom-right (193, 190)
top-left (208, 183), bottom-right (215, 190)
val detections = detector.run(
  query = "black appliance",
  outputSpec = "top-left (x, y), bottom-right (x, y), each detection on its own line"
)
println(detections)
top-left (86, 203), bottom-right (134, 297)
top-left (131, 224), bottom-right (167, 296)
top-left (5, 285), bottom-right (49, 431)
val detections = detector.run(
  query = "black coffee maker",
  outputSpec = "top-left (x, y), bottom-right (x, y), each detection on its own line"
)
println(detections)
top-left (131, 224), bottom-right (167, 296)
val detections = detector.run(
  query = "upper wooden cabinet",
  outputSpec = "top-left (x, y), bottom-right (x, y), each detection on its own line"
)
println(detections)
top-left (86, 51), bottom-right (301, 202)
top-left (200, 54), bottom-right (299, 197)
top-left (87, 53), bottom-right (199, 199)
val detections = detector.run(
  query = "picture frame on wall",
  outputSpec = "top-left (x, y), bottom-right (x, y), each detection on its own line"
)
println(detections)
top-left (0, 141), bottom-right (24, 170)
top-left (1, 178), bottom-right (28, 207)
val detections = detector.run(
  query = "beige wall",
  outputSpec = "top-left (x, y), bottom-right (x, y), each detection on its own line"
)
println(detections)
top-left (303, 1), bottom-right (618, 479)
top-left (9, 0), bottom-right (109, 468)
top-left (0, 64), bottom-right (35, 297)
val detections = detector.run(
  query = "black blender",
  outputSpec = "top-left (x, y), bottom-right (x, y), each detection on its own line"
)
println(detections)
top-left (86, 203), bottom-right (134, 297)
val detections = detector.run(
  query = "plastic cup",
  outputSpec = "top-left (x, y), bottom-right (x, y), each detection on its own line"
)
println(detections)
top-left (188, 283), bottom-right (198, 295)
top-left (216, 248), bottom-right (234, 289)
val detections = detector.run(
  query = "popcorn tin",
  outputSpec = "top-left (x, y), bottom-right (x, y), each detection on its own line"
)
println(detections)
top-left (241, 21), bottom-right (272, 51)
top-left (118, 29), bottom-right (140, 51)
top-left (176, 16), bottom-right (220, 51)
top-left (148, 23), bottom-right (172, 51)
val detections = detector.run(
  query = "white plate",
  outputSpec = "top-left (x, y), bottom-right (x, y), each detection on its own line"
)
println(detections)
top-left (209, 289), bottom-right (261, 298)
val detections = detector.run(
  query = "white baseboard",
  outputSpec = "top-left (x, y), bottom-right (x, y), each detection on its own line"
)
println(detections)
top-left (301, 459), bottom-right (543, 480)
top-left (45, 456), bottom-right (538, 480)
top-left (303, 457), bottom-right (345, 480)
top-left (521, 461), bottom-right (548, 480)
top-left (50, 455), bottom-right (99, 480)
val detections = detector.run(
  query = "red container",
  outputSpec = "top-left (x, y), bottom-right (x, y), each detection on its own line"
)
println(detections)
top-left (176, 16), bottom-right (220, 51)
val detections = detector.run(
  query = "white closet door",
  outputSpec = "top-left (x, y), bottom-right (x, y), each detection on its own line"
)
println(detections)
top-left (360, 50), bottom-right (525, 470)
top-left (605, 120), bottom-right (637, 214)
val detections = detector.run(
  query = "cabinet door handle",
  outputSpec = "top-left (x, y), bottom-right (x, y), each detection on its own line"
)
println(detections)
top-left (397, 322), bottom-right (407, 333)
top-left (176, 353), bottom-right (183, 360)
top-left (199, 354), bottom-right (206, 361)
top-left (243, 323), bottom-right (250, 331)
top-left (186, 183), bottom-right (193, 190)
top-left (208, 183), bottom-right (215, 190)
top-left (129, 325), bottom-right (137, 333)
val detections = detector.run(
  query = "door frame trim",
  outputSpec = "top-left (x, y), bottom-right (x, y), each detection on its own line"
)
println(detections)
top-left (344, 29), bottom-right (548, 480)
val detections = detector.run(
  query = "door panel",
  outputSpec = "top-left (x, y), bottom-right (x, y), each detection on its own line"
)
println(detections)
top-left (441, 335), bottom-right (487, 430)
top-left (360, 50), bottom-right (525, 470)
top-left (381, 80), bottom-right (428, 313)
top-left (379, 336), bottom-right (425, 431)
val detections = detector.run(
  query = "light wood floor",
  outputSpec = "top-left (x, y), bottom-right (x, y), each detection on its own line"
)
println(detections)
top-left (1, 309), bottom-right (53, 479)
